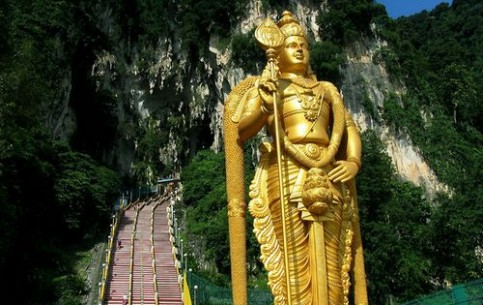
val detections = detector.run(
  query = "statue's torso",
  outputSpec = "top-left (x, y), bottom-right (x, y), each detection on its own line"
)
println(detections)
top-left (268, 79), bottom-right (330, 145)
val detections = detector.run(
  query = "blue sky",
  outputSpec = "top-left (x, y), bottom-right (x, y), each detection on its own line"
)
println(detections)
top-left (375, 0), bottom-right (453, 18)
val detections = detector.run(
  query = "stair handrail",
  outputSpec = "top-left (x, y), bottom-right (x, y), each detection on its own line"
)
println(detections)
top-left (150, 197), bottom-right (165, 305)
top-left (128, 200), bottom-right (145, 305)
top-left (98, 204), bottom-right (123, 304)
top-left (166, 191), bottom-right (185, 294)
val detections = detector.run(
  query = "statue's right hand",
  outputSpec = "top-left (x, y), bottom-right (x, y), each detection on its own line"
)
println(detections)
top-left (258, 78), bottom-right (278, 114)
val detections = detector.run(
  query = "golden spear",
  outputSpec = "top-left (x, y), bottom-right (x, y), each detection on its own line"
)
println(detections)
top-left (255, 17), bottom-right (293, 304)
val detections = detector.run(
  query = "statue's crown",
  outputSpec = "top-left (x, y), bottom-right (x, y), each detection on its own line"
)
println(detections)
top-left (278, 11), bottom-right (307, 39)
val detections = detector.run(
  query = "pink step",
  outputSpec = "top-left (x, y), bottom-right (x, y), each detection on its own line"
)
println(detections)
top-left (105, 197), bottom-right (182, 305)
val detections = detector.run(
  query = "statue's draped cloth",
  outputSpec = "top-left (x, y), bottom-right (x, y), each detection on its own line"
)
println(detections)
top-left (250, 146), bottom-right (354, 305)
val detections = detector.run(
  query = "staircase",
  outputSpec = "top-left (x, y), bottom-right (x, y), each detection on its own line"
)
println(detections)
top-left (105, 196), bottom-right (183, 305)
top-left (153, 201), bottom-right (183, 304)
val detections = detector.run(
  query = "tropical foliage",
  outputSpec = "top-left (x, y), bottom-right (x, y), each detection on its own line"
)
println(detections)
top-left (0, 0), bottom-right (482, 304)
top-left (183, 1), bottom-right (483, 304)
top-left (180, 148), bottom-right (264, 287)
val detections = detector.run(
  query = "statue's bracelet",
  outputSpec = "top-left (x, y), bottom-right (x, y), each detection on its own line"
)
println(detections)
top-left (347, 157), bottom-right (361, 169)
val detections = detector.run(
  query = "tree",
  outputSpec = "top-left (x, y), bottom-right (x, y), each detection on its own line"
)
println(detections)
top-left (358, 130), bottom-right (433, 303)
top-left (438, 63), bottom-right (479, 126)
top-left (55, 150), bottom-right (121, 232)
top-left (180, 149), bottom-right (232, 286)
top-left (181, 148), bottom-right (262, 284)
top-left (310, 40), bottom-right (343, 84)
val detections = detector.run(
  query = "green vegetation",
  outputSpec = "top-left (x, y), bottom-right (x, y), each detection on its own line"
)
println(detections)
top-left (360, 0), bottom-right (482, 302)
top-left (231, 30), bottom-right (266, 75)
top-left (182, 150), bottom-right (230, 278)
top-left (132, 117), bottom-right (168, 184)
top-left (180, 129), bottom-right (479, 304)
top-left (0, 136), bottom-right (120, 303)
top-left (310, 40), bottom-right (344, 84)
top-left (180, 148), bottom-right (265, 287)
top-left (381, 1), bottom-right (482, 289)
top-left (358, 131), bottom-right (433, 303)
top-left (318, 0), bottom-right (388, 46)
top-left (0, 0), bottom-right (482, 304)
top-left (179, 0), bottom-right (249, 57)
top-left (230, 1), bottom-right (391, 85)
top-left (183, 2), bottom-right (482, 304)
top-left (0, 1), bottom-right (121, 303)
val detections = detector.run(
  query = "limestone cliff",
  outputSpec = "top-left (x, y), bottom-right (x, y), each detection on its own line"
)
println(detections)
top-left (57, 0), bottom-right (446, 197)
top-left (339, 39), bottom-right (448, 199)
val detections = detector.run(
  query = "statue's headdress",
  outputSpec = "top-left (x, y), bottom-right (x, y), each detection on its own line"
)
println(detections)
top-left (277, 11), bottom-right (307, 40)
top-left (255, 10), bottom-right (314, 79)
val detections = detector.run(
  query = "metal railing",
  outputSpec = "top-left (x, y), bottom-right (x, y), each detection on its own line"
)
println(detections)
top-left (399, 278), bottom-right (483, 305)
top-left (127, 201), bottom-right (144, 305)
top-left (98, 201), bottom-right (125, 304)
top-left (150, 197), bottom-right (163, 305)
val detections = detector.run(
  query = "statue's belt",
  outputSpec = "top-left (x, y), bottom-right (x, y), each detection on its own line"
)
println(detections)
top-left (270, 142), bottom-right (326, 157)
top-left (269, 141), bottom-right (335, 169)
top-left (290, 143), bottom-right (326, 162)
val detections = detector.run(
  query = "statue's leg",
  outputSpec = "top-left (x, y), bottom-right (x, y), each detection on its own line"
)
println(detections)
top-left (267, 159), bottom-right (311, 305)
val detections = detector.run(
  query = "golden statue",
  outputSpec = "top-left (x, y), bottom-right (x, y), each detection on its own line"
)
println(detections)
top-left (224, 11), bottom-right (368, 305)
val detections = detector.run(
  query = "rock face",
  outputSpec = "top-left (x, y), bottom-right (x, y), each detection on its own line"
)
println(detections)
top-left (58, 0), bottom-right (445, 196)
top-left (339, 39), bottom-right (447, 198)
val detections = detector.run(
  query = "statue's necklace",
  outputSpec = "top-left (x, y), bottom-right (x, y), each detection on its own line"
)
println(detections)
top-left (290, 76), bottom-right (318, 89)
top-left (289, 77), bottom-right (323, 122)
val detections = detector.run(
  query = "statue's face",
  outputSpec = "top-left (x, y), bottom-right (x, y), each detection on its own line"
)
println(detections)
top-left (278, 36), bottom-right (309, 74)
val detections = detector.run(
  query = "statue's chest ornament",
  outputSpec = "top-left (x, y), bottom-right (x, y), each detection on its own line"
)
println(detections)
top-left (286, 77), bottom-right (325, 122)
top-left (299, 94), bottom-right (321, 122)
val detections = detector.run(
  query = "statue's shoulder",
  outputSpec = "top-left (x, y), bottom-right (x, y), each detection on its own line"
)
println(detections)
top-left (226, 76), bottom-right (259, 101)
top-left (224, 76), bottom-right (259, 123)
top-left (317, 81), bottom-right (343, 104)
top-left (318, 81), bottom-right (339, 93)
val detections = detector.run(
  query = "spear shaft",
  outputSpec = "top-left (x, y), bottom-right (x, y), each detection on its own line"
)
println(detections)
top-left (255, 16), bottom-right (292, 304)
top-left (268, 51), bottom-right (293, 305)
